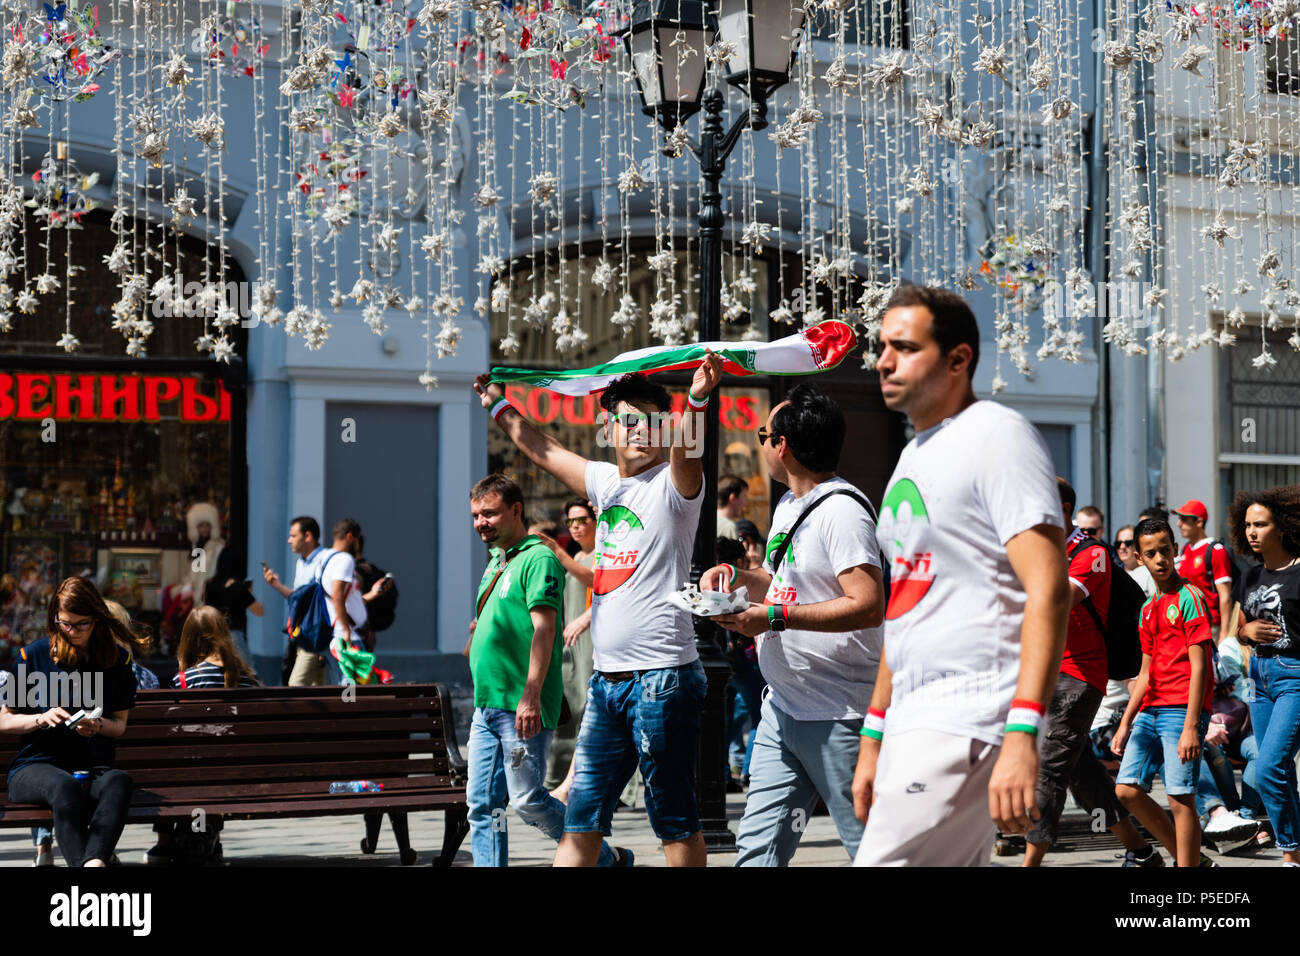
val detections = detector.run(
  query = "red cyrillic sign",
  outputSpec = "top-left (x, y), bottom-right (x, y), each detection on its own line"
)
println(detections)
top-left (0, 372), bottom-right (233, 423)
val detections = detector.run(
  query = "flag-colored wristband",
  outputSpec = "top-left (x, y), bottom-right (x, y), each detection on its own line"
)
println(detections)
top-left (860, 706), bottom-right (886, 741)
top-left (490, 398), bottom-right (511, 421)
top-left (1005, 698), bottom-right (1045, 736)
top-left (687, 391), bottom-right (708, 409)
top-left (720, 563), bottom-right (737, 589)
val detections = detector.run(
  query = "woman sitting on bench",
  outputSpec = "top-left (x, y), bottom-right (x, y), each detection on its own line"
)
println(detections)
top-left (0, 576), bottom-right (146, 867)
top-left (146, 605), bottom-right (259, 865)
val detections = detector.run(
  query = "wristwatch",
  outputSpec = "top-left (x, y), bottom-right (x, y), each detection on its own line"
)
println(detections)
top-left (767, 605), bottom-right (788, 632)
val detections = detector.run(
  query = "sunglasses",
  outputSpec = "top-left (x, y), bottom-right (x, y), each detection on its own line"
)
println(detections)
top-left (1116, 539), bottom-right (1135, 548)
top-left (757, 427), bottom-right (778, 446)
top-left (612, 412), bottom-right (653, 429)
top-left (1078, 526), bottom-right (1102, 536)
top-left (566, 516), bottom-right (591, 527)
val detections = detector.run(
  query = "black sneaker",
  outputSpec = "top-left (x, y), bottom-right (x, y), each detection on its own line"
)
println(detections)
top-left (1122, 847), bottom-right (1165, 867)
top-left (611, 846), bottom-right (635, 867)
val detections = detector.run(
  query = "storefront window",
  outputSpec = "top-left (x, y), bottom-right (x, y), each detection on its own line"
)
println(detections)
top-left (0, 367), bottom-right (238, 663)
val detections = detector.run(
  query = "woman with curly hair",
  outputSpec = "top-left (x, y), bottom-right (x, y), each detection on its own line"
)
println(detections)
top-left (1228, 484), bottom-right (1300, 865)
top-left (0, 576), bottom-right (150, 867)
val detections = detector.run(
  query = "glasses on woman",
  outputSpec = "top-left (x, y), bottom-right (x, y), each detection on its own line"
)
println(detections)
top-left (57, 618), bottom-right (94, 633)
top-left (1115, 538), bottom-right (1135, 550)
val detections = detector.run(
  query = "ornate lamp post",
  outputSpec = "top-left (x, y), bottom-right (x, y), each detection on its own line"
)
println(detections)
top-left (621, 0), bottom-right (805, 851)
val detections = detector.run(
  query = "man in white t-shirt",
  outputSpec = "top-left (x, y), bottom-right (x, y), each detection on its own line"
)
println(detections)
top-left (474, 353), bottom-right (723, 867)
top-left (852, 285), bottom-right (1069, 867)
top-left (703, 382), bottom-right (886, 865)
top-left (322, 517), bottom-right (368, 653)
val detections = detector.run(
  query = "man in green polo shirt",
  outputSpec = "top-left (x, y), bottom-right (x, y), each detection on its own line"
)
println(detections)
top-left (466, 474), bottom-right (629, 867)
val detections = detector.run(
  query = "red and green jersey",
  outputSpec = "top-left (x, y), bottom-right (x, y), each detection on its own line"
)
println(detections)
top-left (1138, 582), bottom-right (1214, 712)
top-left (1174, 538), bottom-right (1233, 625)
top-left (1063, 528), bottom-right (1111, 693)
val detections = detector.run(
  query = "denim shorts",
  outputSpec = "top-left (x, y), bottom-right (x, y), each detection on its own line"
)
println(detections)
top-left (1116, 706), bottom-right (1209, 796)
top-left (564, 660), bottom-right (707, 842)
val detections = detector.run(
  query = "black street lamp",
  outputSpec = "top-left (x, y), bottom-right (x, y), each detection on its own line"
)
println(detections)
top-left (620, 0), bottom-right (805, 852)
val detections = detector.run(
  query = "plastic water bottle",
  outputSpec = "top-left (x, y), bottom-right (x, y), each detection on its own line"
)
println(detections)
top-left (328, 780), bottom-right (383, 794)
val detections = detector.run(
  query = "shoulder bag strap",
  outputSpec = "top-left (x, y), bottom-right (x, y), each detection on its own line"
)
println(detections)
top-left (178, 668), bottom-right (188, 689)
top-left (770, 488), bottom-right (877, 576)
top-left (475, 554), bottom-right (511, 618)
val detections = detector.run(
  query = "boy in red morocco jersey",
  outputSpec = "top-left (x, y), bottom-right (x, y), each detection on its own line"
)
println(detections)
top-left (851, 285), bottom-right (1070, 867)
top-left (1111, 517), bottom-right (1215, 868)
top-left (1022, 479), bottom-right (1157, 867)
top-left (1170, 499), bottom-right (1234, 636)
top-left (474, 353), bottom-right (723, 868)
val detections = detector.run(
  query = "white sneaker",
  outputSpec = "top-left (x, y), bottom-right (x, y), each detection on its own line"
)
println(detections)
top-left (1203, 810), bottom-right (1259, 843)
top-left (33, 848), bottom-right (53, 867)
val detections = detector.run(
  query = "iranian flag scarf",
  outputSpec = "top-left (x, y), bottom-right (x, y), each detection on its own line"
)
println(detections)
top-left (488, 320), bottom-right (858, 396)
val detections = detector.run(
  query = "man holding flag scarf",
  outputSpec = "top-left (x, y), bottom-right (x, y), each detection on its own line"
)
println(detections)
top-left (475, 353), bottom-right (724, 866)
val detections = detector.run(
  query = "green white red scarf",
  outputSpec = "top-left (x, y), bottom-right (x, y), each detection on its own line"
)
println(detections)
top-left (489, 320), bottom-right (857, 396)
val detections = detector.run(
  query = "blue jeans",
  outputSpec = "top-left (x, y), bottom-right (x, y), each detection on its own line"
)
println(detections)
top-left (1249, 654), bottom-right (1300, 851)
top-left (565, 661), bottom-right (707, 842)
top-left (734, 697), bottom-right (864, 866)
top-left (1195, 736), bottom-right (1262, 821)
top-left (725, 657), bottom-right (766, 777)
top-left (1116, 706), bottom-right (1208, 796)
top-left (465, 706), bottom-right (616, 867)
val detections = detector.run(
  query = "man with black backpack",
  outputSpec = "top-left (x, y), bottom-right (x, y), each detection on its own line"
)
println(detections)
top-left (354, 534), bottom-right (397, 652)
top-left (1022, 479), bottom-right (1160, 867)
top-left (705, 383), bottom-right (887, 866)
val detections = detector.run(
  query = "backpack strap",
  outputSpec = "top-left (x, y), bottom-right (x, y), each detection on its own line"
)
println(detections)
top-left (315, 550), bottom-right (345, 584)
top-left (1067, 538), bottom-right (1109, 638)
top-left (770, 488), bottom-right (879, 576)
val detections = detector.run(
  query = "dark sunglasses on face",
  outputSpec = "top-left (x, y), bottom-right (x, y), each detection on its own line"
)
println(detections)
top-left (566, 516), bottom-right (591, 527)
top-left (1078, 526), bottom-right (1102, 537)
top-left (757, 427), bottom-right (778, 446)
top-left (612, 412), bottom-right (652, 429)
top-left (1116, 538), bottom-right (1135, 548)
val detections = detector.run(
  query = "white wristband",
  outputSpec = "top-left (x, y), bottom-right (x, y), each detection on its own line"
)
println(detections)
top-left (490, 398), bottom-right (511, 421)
top-left (687, 392), bottom-right (708, 409)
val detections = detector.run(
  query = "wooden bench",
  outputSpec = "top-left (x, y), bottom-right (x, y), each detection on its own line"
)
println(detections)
top-left (0, 683), bottom-right (470, 866)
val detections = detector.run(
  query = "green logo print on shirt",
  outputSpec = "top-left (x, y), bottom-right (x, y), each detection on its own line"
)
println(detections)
top-left (592, 504), bottom-right (645, 596)
top-left (878, 478), bottom-right (935, 620)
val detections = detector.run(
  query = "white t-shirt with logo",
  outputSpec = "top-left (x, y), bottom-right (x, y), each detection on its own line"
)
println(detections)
top-left (320, 550), bottom-right (368, 644)
top-left (586, 460), bottom-right (703, 672)
top-left (876, 400), bottom-right (1063, 746)
top-left (760, 477), bottom-right (883, 721)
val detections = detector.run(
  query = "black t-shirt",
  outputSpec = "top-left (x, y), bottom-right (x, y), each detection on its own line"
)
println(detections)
top-left (1233, 563), bottom-right (1300, 658)
top-left (205, 577), bottom-right (257, 630)
top-left (6, 638), bottom-right (138, 778)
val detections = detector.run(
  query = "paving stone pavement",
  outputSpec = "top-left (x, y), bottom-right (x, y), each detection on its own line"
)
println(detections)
top-left (0, 783), bottom-right (1282, 867)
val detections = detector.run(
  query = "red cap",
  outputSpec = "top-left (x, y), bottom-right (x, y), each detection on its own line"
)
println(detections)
top-left (1170, 499), bottom-right (1208, 521)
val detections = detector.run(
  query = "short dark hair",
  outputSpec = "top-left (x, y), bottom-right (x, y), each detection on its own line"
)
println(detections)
top-left (332, 517), bottom-right (362, 542)
top-left (716, 536), bottom-right (746, 565)
top-left (471, 473), bottom-right (524, 509)
top-left (291, 516), bottom-right (320, 541)
top-left (1056, 477), bottom-right (1076, 513)
top-left (1135, 517), bottom-right (1174, 549)
top-left (883, 284), bottom-right (980, 379)
top-left (599, 374), bottom-right (672, 414)
top-left (563, 497), bottom-right (595, 519)
top-left (718, 475), bottom-right (747, 506)
top-left (770, 382), bottom-right (845, 474)
top-left (1138, 506), bottom-right (1168, 524)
